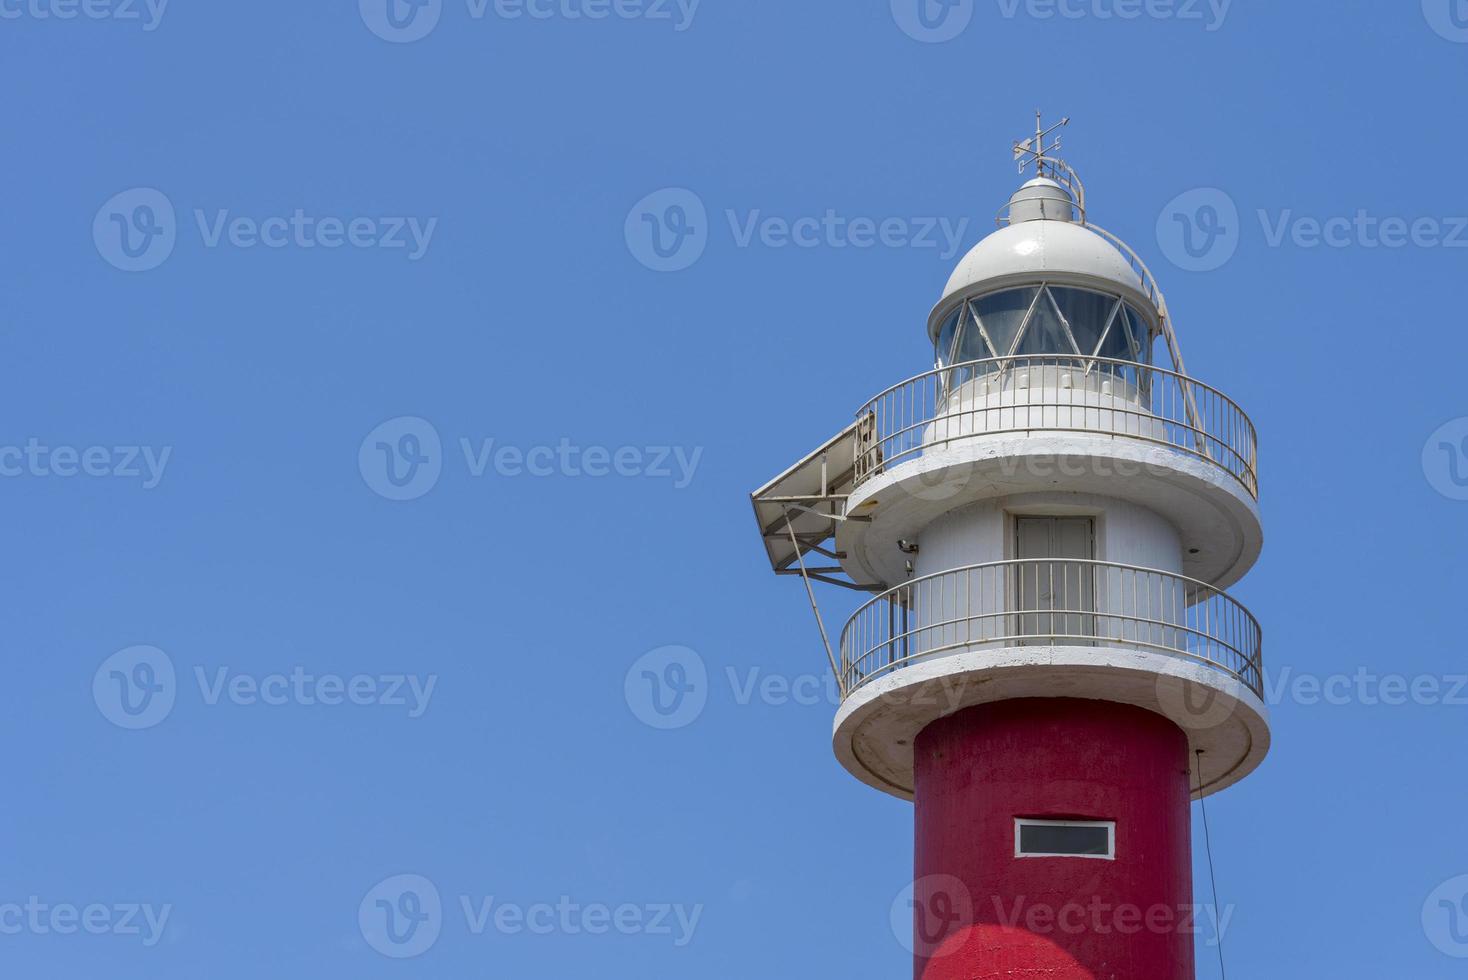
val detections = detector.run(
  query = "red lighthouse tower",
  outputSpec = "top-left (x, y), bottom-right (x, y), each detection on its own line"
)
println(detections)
top-left (751, 118), bottom-right (1268, 979)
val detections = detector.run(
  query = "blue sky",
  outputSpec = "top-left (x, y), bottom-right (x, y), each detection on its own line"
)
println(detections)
top-left (2, 1), bottom-right (1468, 977)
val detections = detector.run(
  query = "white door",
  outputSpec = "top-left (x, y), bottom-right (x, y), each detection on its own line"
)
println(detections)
top-left (1014, 517), bottom-right (1095, 643)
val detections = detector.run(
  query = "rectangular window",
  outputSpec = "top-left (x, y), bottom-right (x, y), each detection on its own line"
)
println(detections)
top-left (1015, 819), bottom-right (1115, 859)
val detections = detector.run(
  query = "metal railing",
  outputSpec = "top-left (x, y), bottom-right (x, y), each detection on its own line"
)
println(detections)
top-left (852, 355), bottom-right (1258, 499)
top-left (838, 559), bottom-right (1262, 700)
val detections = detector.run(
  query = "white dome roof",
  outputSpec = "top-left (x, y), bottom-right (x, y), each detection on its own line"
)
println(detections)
top-left (941, 219), bottom-right (1147, 305)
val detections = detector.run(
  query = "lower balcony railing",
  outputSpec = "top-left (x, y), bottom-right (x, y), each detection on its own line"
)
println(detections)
top-left (839, 559), bottom-right (1262, 700)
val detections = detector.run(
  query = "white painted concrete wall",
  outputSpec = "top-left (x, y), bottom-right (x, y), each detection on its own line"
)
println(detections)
top-left (914, 492), bottom-right (1181, 575)
top-left (923, 368), bottom-right (1166, 452)
top-left (906, 494), bottom-right (1187, 656)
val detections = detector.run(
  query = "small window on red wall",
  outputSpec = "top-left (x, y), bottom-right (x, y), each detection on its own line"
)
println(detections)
top-left (1015, 819), bottom-right (1115, 859)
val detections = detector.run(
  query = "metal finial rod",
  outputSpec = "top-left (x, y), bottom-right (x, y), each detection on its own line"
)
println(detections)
top-left (1013, 112), bottom-right (1071, 176)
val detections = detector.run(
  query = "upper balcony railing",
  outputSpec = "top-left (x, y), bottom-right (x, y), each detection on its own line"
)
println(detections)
top-left (838, 558), bottom-right (1263, 701)
top-left (852, 355), bottom-right (1258, 499)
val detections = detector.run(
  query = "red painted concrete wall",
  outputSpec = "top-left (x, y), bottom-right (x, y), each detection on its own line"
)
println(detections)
top-left (911, 698), bottom-right (1195, 979)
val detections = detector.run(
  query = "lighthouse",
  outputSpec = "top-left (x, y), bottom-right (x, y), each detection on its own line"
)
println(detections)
top-left (751, 117), bottom-right (1268, 979)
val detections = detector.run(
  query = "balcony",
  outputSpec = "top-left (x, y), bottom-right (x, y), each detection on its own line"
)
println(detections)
top-left (851, 355), bottom-right (1258, 500)
top-left (838, 558), bottom-right (1262, 701)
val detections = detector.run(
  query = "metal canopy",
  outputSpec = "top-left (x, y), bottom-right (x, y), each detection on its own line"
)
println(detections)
top-left (749, 420), bottom-right (876, 592)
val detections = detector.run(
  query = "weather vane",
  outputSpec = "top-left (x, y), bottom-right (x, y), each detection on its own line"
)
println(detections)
top-left (1013, 111), bottom-right (1071, 178)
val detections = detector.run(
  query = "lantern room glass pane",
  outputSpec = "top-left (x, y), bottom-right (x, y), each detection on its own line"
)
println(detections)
top-left (972, 287), bottom-right (1038, 358)
top-left (955, 304), bottom-right (992, 362)
top-left (1015, 289), bottom-right (1076, 357)
top-left (936, 287), bottom-right (1155, 373)
top-left (1096, 304), bottom-right (1134, 362)
top-left (1124, 305), bottom-right (1154, 364)
top-left (1049, 286), bottom-right (1117, 357)
top-left (935, 307), bottom-right (961, 366)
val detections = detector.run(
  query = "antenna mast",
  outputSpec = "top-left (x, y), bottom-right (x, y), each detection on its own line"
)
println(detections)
top-left (1012, 111), bottom-right (1085, 221)
top-left (1013, 110), bottom-right (1070, 179)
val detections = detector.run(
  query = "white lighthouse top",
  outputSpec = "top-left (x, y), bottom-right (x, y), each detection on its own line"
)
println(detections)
top-left (940, 217), bottom-right (1148, 306)
top-left (928, 115), bottom-right (1169, 347)
top-left (750, 113), bottom-right (1268, 804)
top-left (931, 181), bottom-right (1156, 344)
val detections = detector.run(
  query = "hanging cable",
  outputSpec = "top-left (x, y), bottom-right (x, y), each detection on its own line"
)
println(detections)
top-left (1195, 749), bottom-right (1228, 980)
